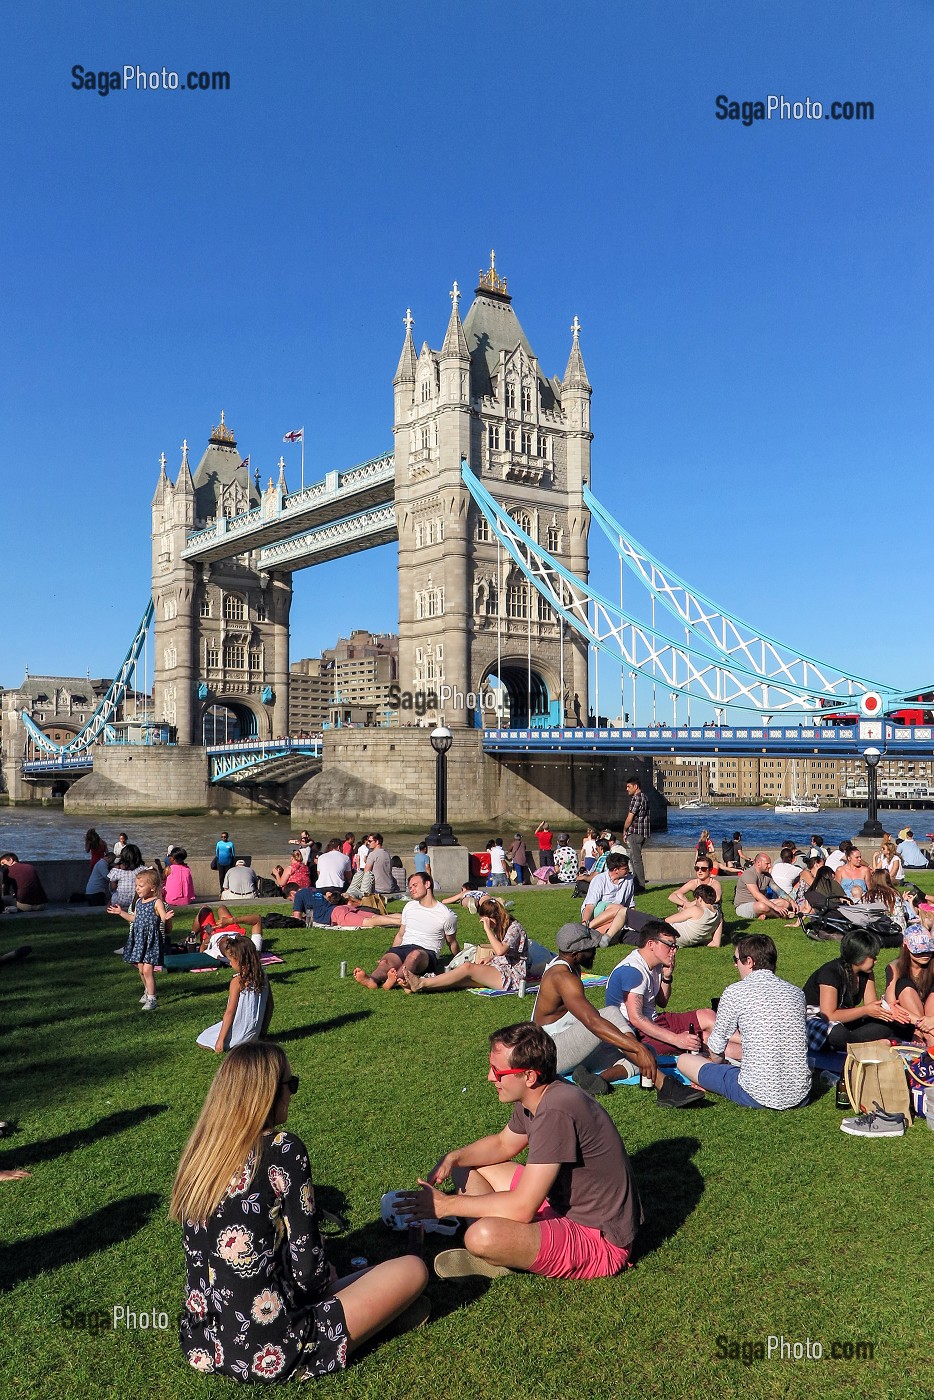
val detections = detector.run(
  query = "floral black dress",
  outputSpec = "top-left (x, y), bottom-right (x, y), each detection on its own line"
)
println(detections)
top-left (180, 1131), bottom-right (349, 1383)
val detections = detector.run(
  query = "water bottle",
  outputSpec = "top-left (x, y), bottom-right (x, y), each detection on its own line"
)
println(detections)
top-left (925, 1085), bottom-right (934, 1133)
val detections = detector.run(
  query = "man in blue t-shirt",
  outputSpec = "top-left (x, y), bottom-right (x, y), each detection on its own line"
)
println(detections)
top-left (214, 831), bottom-right (236, 894)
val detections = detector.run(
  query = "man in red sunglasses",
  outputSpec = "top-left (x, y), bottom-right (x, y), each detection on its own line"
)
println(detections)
top-left (396, 1021), bottom-right (642, 1280)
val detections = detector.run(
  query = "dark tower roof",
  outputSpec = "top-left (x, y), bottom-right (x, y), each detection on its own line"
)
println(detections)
top-left (461, 254), bottom-right (558, 410)
top-left (191, 411), bottom-right (260, 523)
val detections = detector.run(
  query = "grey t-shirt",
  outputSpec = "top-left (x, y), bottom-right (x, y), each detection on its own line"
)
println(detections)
top-left (365, 846), bottom-right (394, 894)
top-left (507, 1080), bottom-right (643, 1248)
top-left (734, 867), bottom-right (768, 909)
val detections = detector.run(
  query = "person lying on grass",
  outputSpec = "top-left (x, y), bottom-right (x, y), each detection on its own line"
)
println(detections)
top-left (196, 935), bottom-right (273, 1053)
top-left (402, 898), bottom-right (528, 994)
top-left (353, 873), bottom-right (458, 989)
top-left (171, 1042), bottom-right (428, 1383)
top-left (395, 1022), bottom-right (642, 1281)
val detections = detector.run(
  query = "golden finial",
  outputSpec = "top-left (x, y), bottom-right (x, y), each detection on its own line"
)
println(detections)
top-left (477, 250), bottom-right (508, 297)
top-left (211, 411), bottom-right (235, 445)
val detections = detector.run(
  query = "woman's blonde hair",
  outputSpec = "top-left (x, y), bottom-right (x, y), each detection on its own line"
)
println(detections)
top-left (169, 1042), bottom-right (288, 1224)
top-left (476, 897), bottom-right (512, 941)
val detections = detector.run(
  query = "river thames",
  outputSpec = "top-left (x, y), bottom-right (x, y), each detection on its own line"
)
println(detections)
top-left (1, 804), bottom-right (927, 862)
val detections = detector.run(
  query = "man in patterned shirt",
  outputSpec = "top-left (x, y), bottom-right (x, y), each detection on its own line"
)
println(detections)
top-left (622, 774), bottom-right (650, 893)
top-left (675, 933), bottom-right (810, 1110)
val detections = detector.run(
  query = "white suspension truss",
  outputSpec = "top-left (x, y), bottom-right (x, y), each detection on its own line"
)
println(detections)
top-left (462, 463), bottom-right (890, 715)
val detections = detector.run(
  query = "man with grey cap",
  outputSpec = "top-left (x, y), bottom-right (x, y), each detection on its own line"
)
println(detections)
top-left (532, 923), bottom-right (704, 1106)
top-left (507, 833), bottom-right (528, 885)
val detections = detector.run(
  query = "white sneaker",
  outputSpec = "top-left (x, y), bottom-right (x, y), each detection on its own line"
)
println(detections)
top-left (140, 993), bottom-right (148, 1004)
top-left (141, 996), bottom-right (157, 1011)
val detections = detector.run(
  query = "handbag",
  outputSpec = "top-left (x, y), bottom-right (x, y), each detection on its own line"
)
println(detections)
top-left (843, 1040), bottom-right (912, 1120)
top-left (210, 856), bottom-right (218, 870)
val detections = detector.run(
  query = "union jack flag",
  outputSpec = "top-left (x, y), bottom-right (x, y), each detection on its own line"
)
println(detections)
top-left (241, 454), bottom-right (251, 469)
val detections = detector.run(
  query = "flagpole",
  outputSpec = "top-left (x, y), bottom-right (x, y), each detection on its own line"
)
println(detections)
top-left (301, 428), bottom-right (305, 492)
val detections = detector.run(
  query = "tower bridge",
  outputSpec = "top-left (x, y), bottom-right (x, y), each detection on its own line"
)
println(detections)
top-left (13, 253), bottom-right (931, 823)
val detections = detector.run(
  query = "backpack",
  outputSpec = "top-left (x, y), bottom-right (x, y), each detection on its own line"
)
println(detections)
top-left (721, 839), bottom-right (736, 866)
top-left (843, 1040), bottom-right (911, 1119)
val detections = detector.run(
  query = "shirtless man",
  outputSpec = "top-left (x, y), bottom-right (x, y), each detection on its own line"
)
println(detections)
top-left (531, 922), bottom-right (703, 1106)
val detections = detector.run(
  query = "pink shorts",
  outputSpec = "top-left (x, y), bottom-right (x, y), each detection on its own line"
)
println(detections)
top-left (641, 1009), bottom-right (701, 1055)
top-left (510, 1168), bottom-right (631, 1280)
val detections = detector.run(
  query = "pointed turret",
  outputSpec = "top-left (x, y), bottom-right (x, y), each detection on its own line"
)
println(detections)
top-left (176, 438), bottom-right (195, 495)
top-left (562, 316), bottom-right (591, 392)
top-left (441, 282), bottom-right (470, 361)
top-left (393, 309), bottom-right (418, 384)
top-left (151, 451), bottom-right (172, 508)
top-left (276, 456), bottom-right (289, 494)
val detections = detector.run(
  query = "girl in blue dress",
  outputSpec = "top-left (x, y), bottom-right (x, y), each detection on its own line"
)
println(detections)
top-left (108, 868), bottom-right (173, 1011)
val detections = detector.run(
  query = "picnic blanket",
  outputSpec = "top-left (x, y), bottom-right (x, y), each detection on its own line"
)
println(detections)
top-left (190, 953), bottom-right (284, 974)
top-left (158, 952), bottom-right (285, 973)
top-left (562, 1054), bottom-right (691, 1088)
top-left (468, 974), bottom-right (609, 998)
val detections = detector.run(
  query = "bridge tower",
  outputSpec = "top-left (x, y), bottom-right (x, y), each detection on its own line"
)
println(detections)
top-left (151, 415), bottom-right (292, 745)
top-left (393, 255), bottom-right (591, 729)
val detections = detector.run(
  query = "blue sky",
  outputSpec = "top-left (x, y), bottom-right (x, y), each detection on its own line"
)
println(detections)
top-left (2, 1), bottom-right (931, 714)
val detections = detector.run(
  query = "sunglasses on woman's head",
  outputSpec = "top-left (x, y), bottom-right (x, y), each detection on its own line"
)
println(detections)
top-left (279, 1076), bottom-right (299, 1095)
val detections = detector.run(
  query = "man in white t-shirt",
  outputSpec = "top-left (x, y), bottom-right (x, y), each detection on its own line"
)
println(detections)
top-left (825, 841), bottom-right (852, 873)
top-left (315, 838), bottom-right (351, 890)
top-left (353, 873), bottom-right (459, 989)
top-left (488, 840), bottom-right (509, 887)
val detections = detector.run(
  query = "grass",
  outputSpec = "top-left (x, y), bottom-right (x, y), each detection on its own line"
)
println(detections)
top-left (1, 881), bottom-right (931, 1400)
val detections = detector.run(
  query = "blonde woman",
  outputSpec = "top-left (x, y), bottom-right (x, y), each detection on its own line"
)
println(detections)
top-left (171, 1043), bottom-right (428, 1383)
top-left (403, 897), bottom-right (529, 994)
top-left (874, 835), bottom-right (903, 884)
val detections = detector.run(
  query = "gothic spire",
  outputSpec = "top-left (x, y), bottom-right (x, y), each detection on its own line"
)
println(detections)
top-left (176, 437), bottom-right (195, 495)
top-left (151, 450), bottom-right (172, 507)
top-left (562, 315), bottom-right (591, 391)
top-left (441, 281), bottom-right (470, 361)
top-left (393, 308), bottom-right (418, 383)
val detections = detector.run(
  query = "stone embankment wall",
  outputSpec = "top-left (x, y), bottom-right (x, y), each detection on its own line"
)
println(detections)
top-left (63, 748), bottom-right (297, 816)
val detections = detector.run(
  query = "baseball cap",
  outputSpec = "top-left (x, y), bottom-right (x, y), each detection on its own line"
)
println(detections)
top-left (556, 921), bottom-right (601, 954)
top-left (902, 927), bottom-right (934, 956)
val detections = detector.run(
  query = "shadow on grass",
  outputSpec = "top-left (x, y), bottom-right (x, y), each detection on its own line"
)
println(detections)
top-left (0, 1105), bottom-right (169, 1171)
top-left (275, 1010), bottom-right (372, 1042)
top-left (0, 1192), bottom-right (162, 1292)
top-left (630, 1135), bottom-right (704, 1261)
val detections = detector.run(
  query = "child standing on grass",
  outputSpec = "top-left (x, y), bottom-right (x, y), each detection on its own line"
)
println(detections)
top-left (108, 868), bottom-right (174, 1012)
top-left (196, 934), bottom-right (273, 1052)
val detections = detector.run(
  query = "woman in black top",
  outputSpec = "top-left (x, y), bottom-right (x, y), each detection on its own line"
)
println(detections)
top-left (803, 930), bottom-right (904, 1049)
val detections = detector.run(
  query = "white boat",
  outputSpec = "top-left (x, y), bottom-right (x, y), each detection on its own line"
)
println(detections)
top-left (774, 796), bottom-right (821, 816)
top-left (679, 798), bottom-right (713, 811)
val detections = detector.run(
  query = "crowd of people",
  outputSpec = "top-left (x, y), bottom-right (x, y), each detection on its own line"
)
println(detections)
top-left (4, 807), bottom-right (934, 1386)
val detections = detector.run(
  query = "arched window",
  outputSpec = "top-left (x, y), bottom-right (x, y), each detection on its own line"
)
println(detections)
top-left (521, 384), bottom-right (532, 414)
top-left (511, 509), bottom-right (533, 537)
top-left (505, 380), bottom-right (516, 410)
top-left (223, 594), bottom-right (244, 620)
top-left (488, 423), bottom-right (500, 452)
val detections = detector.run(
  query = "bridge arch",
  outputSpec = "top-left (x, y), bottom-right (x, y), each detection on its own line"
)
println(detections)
top-left (198, 696), bottom-right (269, 745)
top-left (478, 657), bottom-right (562, 729)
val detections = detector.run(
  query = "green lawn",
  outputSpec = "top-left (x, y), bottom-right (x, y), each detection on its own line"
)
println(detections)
top-left (1, 883), bottom-right (930, 1400)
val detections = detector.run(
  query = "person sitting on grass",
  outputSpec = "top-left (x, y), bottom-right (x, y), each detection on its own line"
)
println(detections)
top-left (803, 929), bottom-right (912, 1051)
top-left (733, 854), bottom-right (795, 922)
top-left (0, 854), bottom-right (48, 912)
top-left (676, 933), bottom-right (811, 1110)
top-left (532, 922), bottom-right (702, 1105)
top-left (579, 853), bottom-right (636, 947)
top-left (196, 935), bottom-right (273, 1052)
top-left (402, 898), bottom-right (529, 995)
top-left (171, 1042), bottom-right (429, 1383)
top-left (395, 1021), bottom-right (643, 1281)
top-left (883, 923), bottom-right (934, 1046)
top-left (609, 925), bottom-right (717, 1054)
top-left (272, 852), bottom-right (311, 896)
top-left (669, 856), bottom-right (723, 944)
top-left (353, 873), bottom-right (459, 989)
top-left (666, 883), bottom-right (723, 948)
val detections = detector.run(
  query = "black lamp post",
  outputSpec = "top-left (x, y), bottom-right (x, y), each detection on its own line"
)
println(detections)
top-left (858, 746), bottom-right (884, 839)
top-left (426, 724), bottom-right (458, 847)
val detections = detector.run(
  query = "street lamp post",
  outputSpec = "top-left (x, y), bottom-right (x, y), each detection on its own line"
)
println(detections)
top-left (426, 724), bottom-right (458, 847)
top-left (858, 746), bottom-right (883, 839)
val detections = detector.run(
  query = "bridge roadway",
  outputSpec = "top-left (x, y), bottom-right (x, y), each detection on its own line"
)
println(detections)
top-left (180, 451), bottom-right (395, 567)
top-left (481, 722), bottom-right (934, 757)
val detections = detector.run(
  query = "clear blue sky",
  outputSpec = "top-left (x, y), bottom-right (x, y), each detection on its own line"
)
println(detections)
top-left (2, 1), bottom-right (931, 711)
